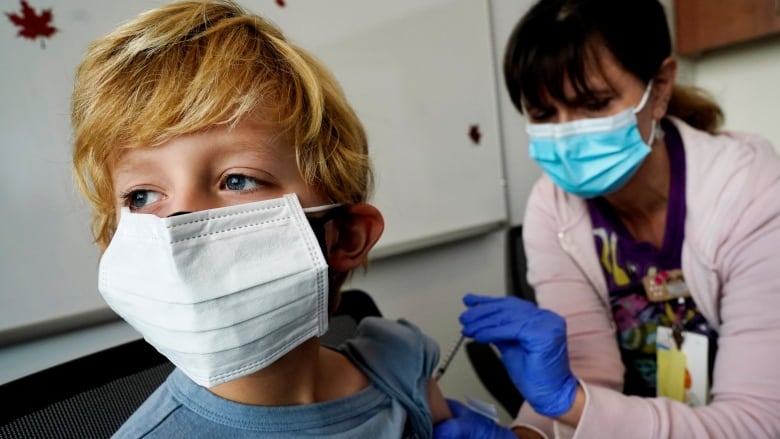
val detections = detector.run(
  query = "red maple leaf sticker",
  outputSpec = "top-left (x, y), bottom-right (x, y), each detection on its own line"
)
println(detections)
top-left (6, 1), bottom-right (57, 48)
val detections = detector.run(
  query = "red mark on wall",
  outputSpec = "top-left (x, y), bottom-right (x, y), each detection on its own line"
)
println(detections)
top-left (469, 124), bottom-right (481, 145)
top-left (275, 0), bottom-right (286, 7)
top-left (6, 1), bottom-right (57, 48)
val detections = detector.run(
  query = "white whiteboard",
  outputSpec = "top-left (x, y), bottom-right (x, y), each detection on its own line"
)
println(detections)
top-left (0, 0), bottom-right (506, 344)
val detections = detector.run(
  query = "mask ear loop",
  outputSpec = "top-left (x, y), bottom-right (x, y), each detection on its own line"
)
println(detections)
top-left (305, 205), bottom-right (348, 258)
top-left (305, 205), bottom-right (350, 307)
top-left (633, 80), bottom-right (654, 114)
top-left (633, 80), bottom-right (658, 145)
top-left (303, 203), bottom-right (342, 214)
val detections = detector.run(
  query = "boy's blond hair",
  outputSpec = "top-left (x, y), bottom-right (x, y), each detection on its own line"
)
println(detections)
top-left (72, 0), bottom-right (373, 250)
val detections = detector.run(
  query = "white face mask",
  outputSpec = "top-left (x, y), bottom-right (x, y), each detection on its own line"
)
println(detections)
top-left (98, 193), bottom-right (335, 387)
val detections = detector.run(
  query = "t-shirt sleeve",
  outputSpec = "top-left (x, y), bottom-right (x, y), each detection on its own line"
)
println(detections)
top-left (340, 317), bottom-right (440, 438)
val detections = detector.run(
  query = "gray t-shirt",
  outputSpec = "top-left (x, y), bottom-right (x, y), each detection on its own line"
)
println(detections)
top-left (112, 317), bottom-right (439, 438)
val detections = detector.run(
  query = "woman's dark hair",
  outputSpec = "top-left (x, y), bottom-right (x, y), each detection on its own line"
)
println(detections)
top-left (504, 0), bottom-right (722, 133)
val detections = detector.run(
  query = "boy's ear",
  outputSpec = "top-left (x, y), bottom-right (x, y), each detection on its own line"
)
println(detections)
top-left (327, 203), bottom-right (384, 272)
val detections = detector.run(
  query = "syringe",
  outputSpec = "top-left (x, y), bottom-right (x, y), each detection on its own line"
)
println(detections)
top-left (433, 334), bottom-right (465, 381)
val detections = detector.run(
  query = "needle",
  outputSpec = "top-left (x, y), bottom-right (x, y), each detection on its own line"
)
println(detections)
top-left (434, 334), bottom-right (465, 381)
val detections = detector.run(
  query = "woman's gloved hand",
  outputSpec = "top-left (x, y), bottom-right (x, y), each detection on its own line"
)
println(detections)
top-left (433, 399), bottom-right (516, 439)
top-left (460, 293), bottom-right (578, 418)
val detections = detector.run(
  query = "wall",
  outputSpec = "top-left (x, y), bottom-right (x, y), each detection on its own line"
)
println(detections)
top-left (490, 1), bottom-right (543, 223)
top-left (665, 0), bottom-right (780, 148)
top-left (690, 36), bottom-right (780, 149)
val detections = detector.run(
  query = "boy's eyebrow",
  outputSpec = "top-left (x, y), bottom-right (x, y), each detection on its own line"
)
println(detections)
top-left (225, 140), bottom-right (291, 162)
top-left (112, 138), bottom-right (284, 173)
top-left (111, 154), bottom-right (148, 176)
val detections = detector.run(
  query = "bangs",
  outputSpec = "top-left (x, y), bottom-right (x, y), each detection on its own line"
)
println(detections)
top-left (75, 13), bottom-right (317, 157)
top-left (120, 22), bottom-right (297, 147)
top-left (520, 34), bottom-right (608, 112)
top-left (504, 3), bottom-right (611, 113)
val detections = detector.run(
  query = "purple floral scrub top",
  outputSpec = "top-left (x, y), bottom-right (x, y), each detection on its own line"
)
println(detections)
top-left (586, 119), bottom-right (717, 397)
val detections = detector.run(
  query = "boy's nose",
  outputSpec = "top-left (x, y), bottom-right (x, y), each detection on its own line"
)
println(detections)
top-left (162, 190), bottom-right (221, 218)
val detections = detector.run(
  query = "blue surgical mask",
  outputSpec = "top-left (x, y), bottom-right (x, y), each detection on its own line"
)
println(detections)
top-left (526, 82), bottom-right (656, 198)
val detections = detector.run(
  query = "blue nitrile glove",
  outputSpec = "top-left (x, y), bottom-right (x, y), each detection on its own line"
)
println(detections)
top-left (460, 293), bottom-right (578, 418)
top-left (433, 399), bottom-right (515, 439)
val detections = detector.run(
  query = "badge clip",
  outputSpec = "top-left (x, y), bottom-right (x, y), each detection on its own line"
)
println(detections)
top-left (642, 269), bottom-right (690, 303)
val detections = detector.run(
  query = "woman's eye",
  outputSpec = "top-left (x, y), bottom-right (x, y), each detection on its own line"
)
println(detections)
top-left (584, 98), bottom-right (610, 112)
top-left (528, 108), bottom-right (555, 122)
top-left (121, 190), bottom-right (162, 210)
top-left (223, 174), bottom-right (263, 191)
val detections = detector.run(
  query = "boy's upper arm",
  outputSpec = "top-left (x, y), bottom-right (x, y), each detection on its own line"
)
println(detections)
top-left (342, 317), bottom-right (445, 433)
top-left (427, 378), bottom-right (452, 424)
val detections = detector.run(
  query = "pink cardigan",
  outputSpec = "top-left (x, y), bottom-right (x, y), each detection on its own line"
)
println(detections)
top-left (513, 117), bottom-right (780, 438)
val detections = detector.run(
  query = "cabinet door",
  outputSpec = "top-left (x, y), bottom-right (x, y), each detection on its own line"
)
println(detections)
top-left (773, 0), bottom-right (780, 31)
top-left (675, 0), bottom-right (780, 55)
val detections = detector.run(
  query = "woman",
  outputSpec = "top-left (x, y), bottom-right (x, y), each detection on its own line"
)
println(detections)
top-left (435, 0), bottom-right (780, 437)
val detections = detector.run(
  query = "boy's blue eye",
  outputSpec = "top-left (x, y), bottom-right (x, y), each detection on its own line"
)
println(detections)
top-left (123, 190), bottom-right (161, 209)
top-left (224, 174), bottom-right (260, 191)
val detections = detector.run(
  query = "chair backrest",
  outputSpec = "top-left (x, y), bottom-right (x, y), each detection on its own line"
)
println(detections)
top-left (0, 338), bottom-right (173, 439)
top-left (507, 224), bottom-right (536, 303)
top-left (320, 288), bottom-right (383, 348)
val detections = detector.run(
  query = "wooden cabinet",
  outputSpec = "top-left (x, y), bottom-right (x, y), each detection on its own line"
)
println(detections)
top-left (675, 0), bottom-right (780, 55)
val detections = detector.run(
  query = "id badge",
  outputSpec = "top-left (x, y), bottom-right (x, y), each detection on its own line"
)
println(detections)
top-left (656, 326), bottom-right (710, 406)
top-left (642, 269), bottom-right (690, 302)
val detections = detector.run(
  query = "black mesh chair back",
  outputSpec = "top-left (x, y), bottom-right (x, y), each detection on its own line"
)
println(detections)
top-left (321, 288), bottom-right (383, 348)
top-left (0, 338), bottom-right (173, 439)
